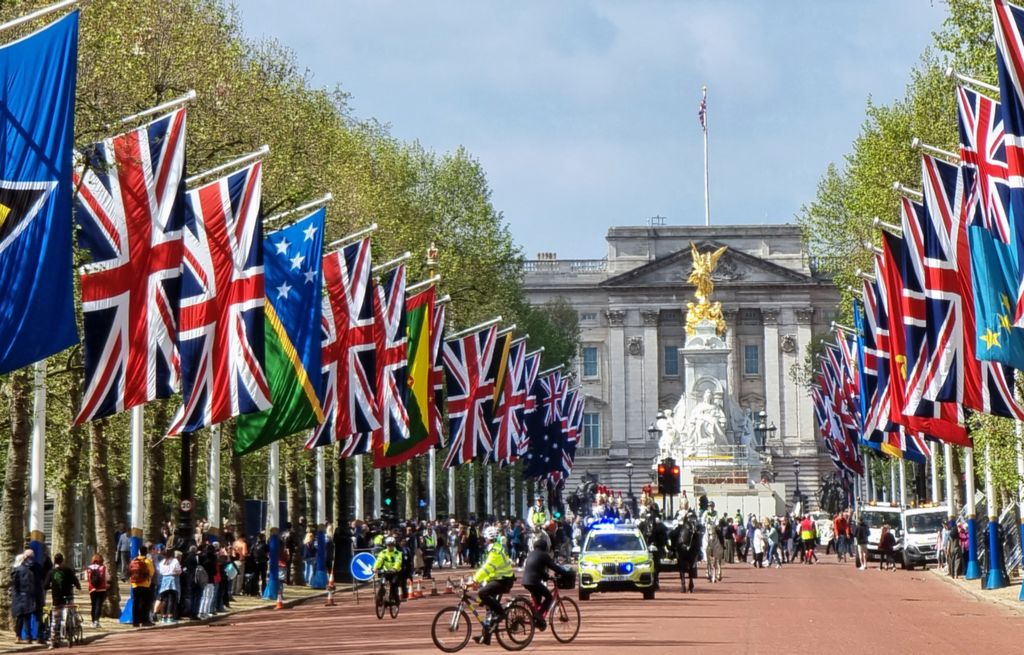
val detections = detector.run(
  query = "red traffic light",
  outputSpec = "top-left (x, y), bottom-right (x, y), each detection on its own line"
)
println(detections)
top-left (658, 465), bottom-right (666, 474)
top-left (672, 466), bottom-right (680, 475)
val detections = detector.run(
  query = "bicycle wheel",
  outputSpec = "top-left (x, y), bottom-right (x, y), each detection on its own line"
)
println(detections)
top-left (374, 586), bottom-right (386, 620)
top-left (496, 602), bottom-right (535, 651)
top-left (389, 596), bottom-right (400, 619)
top-left (550, 597), bottom-right (581, 643)
top-left (430, 606), bottom-right (471, 653)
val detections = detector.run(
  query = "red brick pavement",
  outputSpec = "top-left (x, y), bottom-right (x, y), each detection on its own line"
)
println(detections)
top-left (61, 559), bottom-right (1024, 655)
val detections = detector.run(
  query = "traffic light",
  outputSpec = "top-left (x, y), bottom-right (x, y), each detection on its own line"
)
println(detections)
top-left (657, 459), bottom-right (669, 495)
top-left (382, 466), bottom-right (398, 522)
top-left (669, 461), bottom-right (681, 495)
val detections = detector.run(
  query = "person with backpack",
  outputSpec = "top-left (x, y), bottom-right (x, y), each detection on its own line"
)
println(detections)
top-left (128, 544), bottom-right (155, 627)
top-left (43, 552), bottom-right (81, 647)
top-left (85, 553), bottom-right (108, 628)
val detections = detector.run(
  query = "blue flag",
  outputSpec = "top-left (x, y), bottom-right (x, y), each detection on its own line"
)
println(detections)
top-left (0, 12), bottom-right (79, 373)
top-left (968, 224), bottom-right (1024, 368)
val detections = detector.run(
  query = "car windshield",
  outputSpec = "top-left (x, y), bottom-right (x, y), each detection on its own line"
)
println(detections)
top-left (906, 513), bottom-right (945, 534)
top-left (862, 511), bottom-right (898, 529)
top-left (585, 532), bottom-right (644, 552)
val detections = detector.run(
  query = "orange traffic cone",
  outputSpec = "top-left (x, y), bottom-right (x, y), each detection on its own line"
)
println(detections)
top-left (430, 578), bottom-right (439, 596)
top-left (444, 577), bottom-right (455, 594)
top-left (324, 572), bottom-right (336, 607)
top-left (274, 587), bottom-right (285, 610)
top-left (412, 576), bottom-right (423, 599)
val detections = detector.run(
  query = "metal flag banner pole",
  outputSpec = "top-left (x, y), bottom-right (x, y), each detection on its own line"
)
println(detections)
top-left (892, 181), bottom-right (923, 200)
top-left (28, 361), bottom-right (46, 555)
top-left (944, 66), bottom-right (1000, 94)
top-left (119, 89), bottom-right (196, 126)
top-left (964, 446), bottom-right (981, 580)
top-left (436, 294), bottom-right (452, 306)
top-left (910, 137), bottom-right (958, 163)
top-left (0, 0), bottom-right (76, 34)
top-left (930, 443), bottom-right (940, 504)
top-left (983, 442), bottom-right (1008, 589)
top-left (701, 85), bottom-right (710, 227)
top-left (496, 323), bottom-right (518, 337)
top-left (311, 447), bottom-right (328, 589)
top-left (372, 252), bottom-right (412, 275)
top-left (263, 441), bottom-right (282, 601)
top-left (537, 364), bottom-right (564, 378)
top-left (872, 217), bottom-right (903, 236)
top-left (265, 193), bottom-right (333, 226)
top-left (186, 145), bottom-right (269, 187)
top-left (406, 275), bottom-right (441, 295)
top-left (447, 316), bottom-right (502, 342)
top-left (208, 424), bottom-right (221, 536)
top-left (120, 404), bottom-right (146, 623)
top-left (1016, 420), bottom-right (1024, 600)
top-left (326, 223), bottom-right (378, 249)
top-left (944, 443), bottom-right (955, 521)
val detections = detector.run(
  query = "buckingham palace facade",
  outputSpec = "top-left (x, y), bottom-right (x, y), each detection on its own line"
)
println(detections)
top-left (522, 222), bottom-right (842, 507)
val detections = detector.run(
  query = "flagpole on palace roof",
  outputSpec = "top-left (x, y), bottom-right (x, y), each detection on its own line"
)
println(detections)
top-left (701, 85), bottom-right (710, 227)
top-left (0, 0), bottom-right (77, 34)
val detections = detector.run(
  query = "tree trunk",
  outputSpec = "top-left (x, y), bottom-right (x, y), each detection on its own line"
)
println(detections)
top-left (331, 444), bottom-right (342, 526)
top-left (112, 478), bottom-right (128, 533)
top-left (227, 426), bottom-right (246, 535)
top-left (89, 419), bottom-right (122, 617)
top-left (0, 369), bottom-right (32, 630)
top-left (144, 401), bottom-right (167, 543)
top-left (53, 382), bottom-right (85, 558)
top-left (303, 455), bottom-right (315, 525)
top-left (285, 449), bottom-right (304, 584)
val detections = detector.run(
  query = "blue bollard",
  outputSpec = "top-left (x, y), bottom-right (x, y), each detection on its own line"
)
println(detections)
top-left (984, 520), bottom-right (1008, 590)
top-left (965, 516), bottom-right (981, 580)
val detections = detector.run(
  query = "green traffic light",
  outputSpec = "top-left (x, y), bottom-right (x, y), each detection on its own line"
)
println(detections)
top-left (384, 497), bottom-right (393, 506)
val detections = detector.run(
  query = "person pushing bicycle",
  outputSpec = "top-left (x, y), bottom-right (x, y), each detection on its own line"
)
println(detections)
top-left (521, 538), bottom-right (569, 631)
top-left (374, 536), bottom-right (402, 605)
top-left (468, 526), bottom-right (515, 645)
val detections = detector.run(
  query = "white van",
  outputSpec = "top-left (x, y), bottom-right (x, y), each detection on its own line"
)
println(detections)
top-left (861, 503), bottom-right (902, 559)
top-left (901, 506), bottom-right (947, 569)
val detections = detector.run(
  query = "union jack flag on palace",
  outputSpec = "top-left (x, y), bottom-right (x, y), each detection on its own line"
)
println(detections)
top-left (491, 337), bottom-right (527, 465)
top-left (307, 237), bottom-right (379, 451)
top-left (372, 265), bottom-right (409, 451)
top-left (443, 325), bottom-right (498, 468)
top-left (74, 109), bottom-right (186, 423)
top-left (169, 161), bottom-right (269, 434)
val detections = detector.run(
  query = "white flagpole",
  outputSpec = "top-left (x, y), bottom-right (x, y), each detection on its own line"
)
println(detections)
top-left (428, 448), bottom-right (437, 521)
top-left (702, 85), bottom-right (710, 227)
top-left (929, 443), bottom-right (940, 504)
top-left (468, 464), bottom-right (477, 517)
top-left (485, 465), bottom-right (493, 518)
top-left (28, 361), bottom-right (47, 547)
top-left (354, 456), bottom-right (365, 521)
top-left (373, 467), bottom-right (382, 519)
top-left (448, 468), bottom-right (456, 518)
top-left (944, 443), bottom-right (955, 519)
top-left (316, 447), bottom-right (327, 525)
top-left (0, 0), bottom-right (77, 34)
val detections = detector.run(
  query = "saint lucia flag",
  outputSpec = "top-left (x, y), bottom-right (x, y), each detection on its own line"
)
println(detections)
top-left (235, 209), bottom-right (325, 454)
top-left (0, 12), bottom-right (79, 374)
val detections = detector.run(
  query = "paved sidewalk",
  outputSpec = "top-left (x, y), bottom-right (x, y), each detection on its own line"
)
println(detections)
top-left (928, 566), bottom-right (1024, 614)
top-left (0, 577), bottom-right (330, 653)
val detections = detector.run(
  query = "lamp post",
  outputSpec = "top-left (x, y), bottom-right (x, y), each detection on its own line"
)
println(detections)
top-left (793, 458), bottom-right (803, 510)
top-left (625, 459), bottom-right (635, 515)
top-left (753, 410), bottom-right (777, 453)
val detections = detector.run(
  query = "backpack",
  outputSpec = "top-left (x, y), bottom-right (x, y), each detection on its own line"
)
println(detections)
top-left (52, 567), bottom-right (67, 592)
top-left (194, 564), bottom-right (209, 587)
top-left (89, 565), bottom-right (104, 589)
top-left (128, 558), bottom-right (150, 585)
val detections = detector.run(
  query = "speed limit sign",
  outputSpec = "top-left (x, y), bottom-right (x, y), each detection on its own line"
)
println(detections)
top-left (179, 498), bottom-right (193, 512)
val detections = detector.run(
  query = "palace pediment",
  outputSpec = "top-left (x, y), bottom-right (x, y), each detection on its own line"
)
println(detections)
top-left (598, 239), bottom-right (815, 289)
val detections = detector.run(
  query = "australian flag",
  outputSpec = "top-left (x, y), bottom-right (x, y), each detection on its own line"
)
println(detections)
top-left (0, 12), bottom-right (79, 373)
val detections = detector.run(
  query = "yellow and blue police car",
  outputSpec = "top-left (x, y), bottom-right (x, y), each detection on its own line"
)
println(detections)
top-left (577, 522), bottom-right (655, 601)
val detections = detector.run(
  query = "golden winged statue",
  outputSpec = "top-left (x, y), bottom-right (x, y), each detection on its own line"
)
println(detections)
top-left (685, 242), bottom-right (728, 336)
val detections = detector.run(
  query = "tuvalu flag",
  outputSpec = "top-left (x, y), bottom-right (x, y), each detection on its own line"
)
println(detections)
top-left (234, 209), bottom-right (325, 454)
top-left (0, 12), bottom-right (80, 374)
top-left (375, 286), bottom-right (435, 467)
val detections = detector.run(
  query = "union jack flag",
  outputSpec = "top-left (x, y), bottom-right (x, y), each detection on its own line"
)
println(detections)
top-left (491, 338), bottom-right (526, 465)
top-left (860, 268), bottom-right (892, 441)
top-left (958, 85), bottom-right (1011, 241)
top-left (74, 109), bottom-right (186, 423)
top-left (169, 162), bottom-right (269, 434)
top-left (306, 238), bottom-right (379, 449)
top-left (878, 230), bottom-right (969, 445)
top-left (517, 350), bottom-right (542, 457)
top-left (372, 265), bottom-right (408, 452)
top-left (430, 300), bottom-right (446, 448)
top-left (442, 325), bottom-right (498, 468)
top-left (551, 385), bottom-right (582, 482)
top-left (991, 0), bottom-right (1024, 325)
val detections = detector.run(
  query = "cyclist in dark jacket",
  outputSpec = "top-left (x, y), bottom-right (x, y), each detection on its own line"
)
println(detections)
top-left (521, 539), bottom-right (569, 630)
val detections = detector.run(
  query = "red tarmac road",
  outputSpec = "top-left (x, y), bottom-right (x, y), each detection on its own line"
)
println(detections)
top-left (70, 559), bottom-right (1024, 655)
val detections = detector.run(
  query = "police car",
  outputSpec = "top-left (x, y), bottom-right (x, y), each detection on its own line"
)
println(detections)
top-left (577, 522), bottom-right (655, 601)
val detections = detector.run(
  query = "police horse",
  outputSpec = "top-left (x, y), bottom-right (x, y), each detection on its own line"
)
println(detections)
top-left (668, 514), bottom-right (700, 593)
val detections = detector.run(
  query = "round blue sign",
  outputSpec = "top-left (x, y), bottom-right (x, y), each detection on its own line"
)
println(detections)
top-left (350, 551), bottom-right (377, 582)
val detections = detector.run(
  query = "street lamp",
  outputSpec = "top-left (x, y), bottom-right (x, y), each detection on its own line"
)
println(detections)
top-left (753, 410), bottom-right (777, 452)
top-left (793, 458), bottom-right (803, 510)
top-left (625, 459), bottom-right (635, 515)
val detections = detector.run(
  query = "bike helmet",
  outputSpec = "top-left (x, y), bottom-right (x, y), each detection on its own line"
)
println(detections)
top-left (384, 536), bottom-right (396, 546)
top-left (483, 526), bottom-right (499, 541)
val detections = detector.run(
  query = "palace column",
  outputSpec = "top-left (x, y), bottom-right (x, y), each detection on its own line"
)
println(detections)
top-left (762, 308), bottom-right (782, 452)
top-left (795, 307), bottom-right (815, 443)
top-left (606, 309), bottom-right (628, 456)
top-left (641, 309), bottom-right (661, 436)
top-left (779, 309), bottom-right (800, 443)
top-left (722, 307), bottom-right (739, 398)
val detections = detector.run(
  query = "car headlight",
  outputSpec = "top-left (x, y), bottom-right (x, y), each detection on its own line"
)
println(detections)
top-left (634, 561), bottom-right (652, 570)
top-left (580, 561), bottom-right (599, 570)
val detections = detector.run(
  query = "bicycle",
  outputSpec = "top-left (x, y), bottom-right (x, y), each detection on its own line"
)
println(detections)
top-left (513, 574), bottom-right (580, 643)
top-left (374, 574), bottom-right (401, 620)
top-left (430, 580), bottom-right (535, 652)
top-left (43, 603), bottom-right (84, 648)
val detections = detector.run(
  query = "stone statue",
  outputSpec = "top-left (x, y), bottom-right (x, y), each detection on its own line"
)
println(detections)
top-left (687, 389), bottom-right (727, 448)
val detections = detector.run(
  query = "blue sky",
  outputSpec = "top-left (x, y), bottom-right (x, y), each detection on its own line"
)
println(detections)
top-left (237, 1), bottom-right (947, 259)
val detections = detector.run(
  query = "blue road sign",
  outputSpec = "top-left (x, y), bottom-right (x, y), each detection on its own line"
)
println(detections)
top-left (351, 551), bottom-right (376, 582)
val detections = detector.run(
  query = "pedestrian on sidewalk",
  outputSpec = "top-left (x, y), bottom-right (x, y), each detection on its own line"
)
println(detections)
top-left (85, 553), bottom-right (109, 628)
top-left (156, 549), bottom-right (182, 624)
top-left (302, 530), bottom-right (316, 585)
top-left (11, 550), bottom-right (41, 644)
top-left (116, 527), bottom-right (131, 582)
top-left (232, 533), bottom-right (249, 596)
top-left (946, 520), bottom-right (964, 579)
top-left (854, 515), bottom-right (869, 569)
top-left (44, 552), bottom-right (81, 647)
top-left (877, 525), bottom-right (897, 571)
top-left (129, 544), bottom-right (155, 627)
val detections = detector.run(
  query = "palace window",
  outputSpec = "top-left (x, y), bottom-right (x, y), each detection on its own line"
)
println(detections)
top-left (583, 413), bottom-right (601, 449)
top-left (579, 311), bottom-right (597, 322)
top-left (744, 344), bottom-right (760, 375)
top-left (582, 346), bottom-right (599, 378)
top-left (663, 345), bottom-right (679, 377)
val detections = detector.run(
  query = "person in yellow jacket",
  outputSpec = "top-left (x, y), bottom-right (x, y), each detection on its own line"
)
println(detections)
top-left (470, 526), bottom-right (515, 645)
top-left (374, 537), bottom-right (402, 605)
